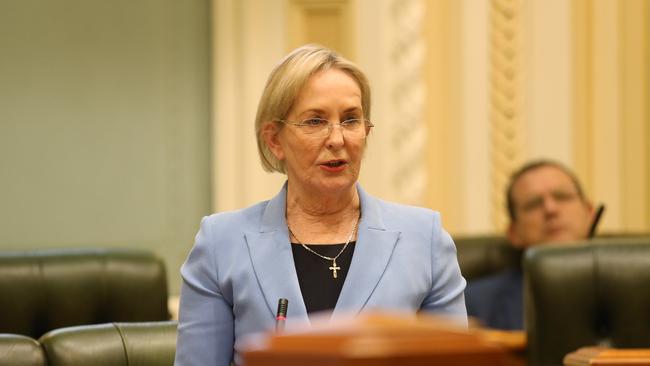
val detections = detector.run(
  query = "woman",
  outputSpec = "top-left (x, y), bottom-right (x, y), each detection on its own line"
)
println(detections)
top-left (174, 45), bottom-right (467, 366)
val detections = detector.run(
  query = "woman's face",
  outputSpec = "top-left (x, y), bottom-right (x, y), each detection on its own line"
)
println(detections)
top-left (266, 68), bottom-right (369, 196)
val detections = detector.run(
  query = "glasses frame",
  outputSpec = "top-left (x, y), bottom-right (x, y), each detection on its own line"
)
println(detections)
top-left (274, 117), bottom-right (374, 138)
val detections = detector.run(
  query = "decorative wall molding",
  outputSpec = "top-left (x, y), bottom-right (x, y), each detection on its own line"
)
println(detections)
top-left (389, 0), bottom-right (426, 205)
top-left (489, 0), bottom-right (524, 230)
top-left (209, 0), bottom-right (648, 234)
top-left (572, 0), bottom-right (593, 193)
top-left (620, 0), bottom-right (649, 231)
top-left (287, 0), bottom-right (354, 57)
top-left (212, 0), bottom-right (286, 213)
top-left (572, 0), bottom-right (649, 232)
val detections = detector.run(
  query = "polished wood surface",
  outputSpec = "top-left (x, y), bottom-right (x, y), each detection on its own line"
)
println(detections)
top-left (242, 313), bottom-right (508, 366)
top-left (474, 329), bottom-right (526, 351)
top-left (473, 329), bottom-right (527, 366)
top-left (564, 347), bottom-right (650, 366)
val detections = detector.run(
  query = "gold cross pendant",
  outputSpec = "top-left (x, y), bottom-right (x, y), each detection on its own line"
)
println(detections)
top-left (329, 260), bottom-right (341, 279)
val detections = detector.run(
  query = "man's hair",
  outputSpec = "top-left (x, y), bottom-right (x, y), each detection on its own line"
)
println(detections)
top-left (255, 44), bottom-right (371, 173)
top-left (506, 160), bottom-right (586, 221)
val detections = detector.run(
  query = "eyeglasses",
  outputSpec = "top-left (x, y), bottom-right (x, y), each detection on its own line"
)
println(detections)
top-left (275, 117), bottom-right (374, 139)
top-left (520, 190), bottom-right (580, 213)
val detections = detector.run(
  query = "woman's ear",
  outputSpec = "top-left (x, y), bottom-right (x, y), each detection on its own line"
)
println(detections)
top-left (262, 122), bottom-right (285, 161)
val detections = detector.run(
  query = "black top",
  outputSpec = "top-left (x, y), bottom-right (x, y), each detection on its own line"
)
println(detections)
top-left (291, 242), bottom-right (356, 316)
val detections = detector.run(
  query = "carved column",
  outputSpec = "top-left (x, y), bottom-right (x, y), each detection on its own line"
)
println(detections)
top-left (390, 0), bottom-right (426, 205)
top-left (489, 0), bottom-right (524, 229)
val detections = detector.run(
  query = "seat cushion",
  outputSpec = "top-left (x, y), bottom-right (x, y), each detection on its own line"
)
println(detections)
top-left (524, 237), bottom-right (650, 366)
top-left (0, 248), bottom-right (169, 338)
top-left (39, 321), bottom-right (177, 366)
top-left (0, 333), bottom-right (46, 366)
top-left (455, 235), bottom-right (522, 280)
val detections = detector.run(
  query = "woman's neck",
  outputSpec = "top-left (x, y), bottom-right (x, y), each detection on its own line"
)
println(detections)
top-left (285, 183), bottom-right (360, 244)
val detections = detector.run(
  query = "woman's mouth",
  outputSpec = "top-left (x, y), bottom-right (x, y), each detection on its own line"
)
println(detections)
top-left (323, 160), bottom-right (345, 167)
top-left (320, 160), bottom-right (347, 172)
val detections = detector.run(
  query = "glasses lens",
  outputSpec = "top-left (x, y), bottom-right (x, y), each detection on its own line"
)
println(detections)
top-left (296, 118), bottom-right (371, 138)
top-left (350, 119), bottom-right (374, 137)
top-left (299, 118), bottom-right (329, 136)
top-left (341, 119), bottom-right (367, 138)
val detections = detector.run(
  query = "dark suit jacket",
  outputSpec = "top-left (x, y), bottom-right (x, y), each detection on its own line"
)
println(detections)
top-left (465, 268), bottom-right (523, 330)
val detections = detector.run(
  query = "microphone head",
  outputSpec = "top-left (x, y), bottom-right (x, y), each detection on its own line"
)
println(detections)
top-left (588, 204), bottom-right (605, 238)
top-left (277, 298), bottom-right (289, 317)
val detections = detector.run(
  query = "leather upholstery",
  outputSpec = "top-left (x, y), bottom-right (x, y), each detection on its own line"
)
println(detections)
top-left (39, 321), bottom-right (177, 366)
top-left (524, 237), bottom-right (650, 366)
top-left (455, 235), bottom-right (522, 280)
top-left (0, 334), bottom-right (45, 366)
top-left (0, 248), bottom-right (170, 338)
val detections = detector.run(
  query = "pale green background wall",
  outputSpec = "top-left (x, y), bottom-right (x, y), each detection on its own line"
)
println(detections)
top-left (0, 0), bottom-right (212, 295)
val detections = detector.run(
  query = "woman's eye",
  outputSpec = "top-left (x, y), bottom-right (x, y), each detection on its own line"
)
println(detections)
top-left (303, 118), bottom-right (326, 126)
top-left (342, 118), bottom-right (361, 126)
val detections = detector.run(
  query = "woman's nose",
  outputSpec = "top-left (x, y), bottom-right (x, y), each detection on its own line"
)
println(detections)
top-left (325, 123), bottom-right (345, 147)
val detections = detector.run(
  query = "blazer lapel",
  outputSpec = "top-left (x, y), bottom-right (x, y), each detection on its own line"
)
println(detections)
top-left (245, 183), bottom-right (310, 326)
top-left (331, 184), bottom-right (400, 319)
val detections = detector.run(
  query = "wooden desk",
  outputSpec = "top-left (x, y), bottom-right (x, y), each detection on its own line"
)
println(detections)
top-left (242, 313), bottom-right (509, 366)
top-left (565, 347), bottom-right (650, 366)
top-left (474, 329), bottom-right (526, 366)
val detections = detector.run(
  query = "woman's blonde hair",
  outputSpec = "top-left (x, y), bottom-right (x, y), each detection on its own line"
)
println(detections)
top-left (255, 44), bottom-right (371, 173)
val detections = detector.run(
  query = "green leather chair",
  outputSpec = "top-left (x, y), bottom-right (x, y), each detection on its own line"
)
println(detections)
top-left (39, 321), bottom-right (177, 366)
top-left (524, 237), bottom-right (650, 366)
top-left (454, 235), bottom-right (522, 281)
top-left (0, 248), bottom-right (170, 338)
top-left (0, 334), bottom-right (45, 366)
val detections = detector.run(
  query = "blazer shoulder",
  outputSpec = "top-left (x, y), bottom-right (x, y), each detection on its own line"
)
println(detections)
top-left (201, 200), bottom-right (269, 232)
top-left (374, 198), bottom-right (441, 228)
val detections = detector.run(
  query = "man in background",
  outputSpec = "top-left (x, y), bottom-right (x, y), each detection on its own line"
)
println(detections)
top-left (465, 160), bottom-right (596, 330)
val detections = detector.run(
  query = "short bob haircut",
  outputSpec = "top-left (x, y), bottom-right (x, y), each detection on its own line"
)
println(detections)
top-left (255, 44), bottom-right (372, 173)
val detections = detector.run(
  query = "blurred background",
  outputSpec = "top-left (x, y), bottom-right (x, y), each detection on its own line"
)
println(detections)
top-left (1, 0), bottom-right (648, 296)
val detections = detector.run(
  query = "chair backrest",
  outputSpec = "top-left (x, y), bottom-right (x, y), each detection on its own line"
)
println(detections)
top-left (0, 248), bottom-right (170, 338)
top-left (524, 237), bottom-right (650, 366)
top-left (455, 235), bottom-right (522, 281)
top-left (39, 321), bottom-right (178, 366)
top-left (0, 334), bottom-right (46, 366)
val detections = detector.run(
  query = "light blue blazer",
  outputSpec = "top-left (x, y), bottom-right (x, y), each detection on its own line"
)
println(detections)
top-left (174, 183), bottom-right (467, 366)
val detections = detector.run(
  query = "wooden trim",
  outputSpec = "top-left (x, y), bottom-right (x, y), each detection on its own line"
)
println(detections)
top-left (620, 0), bottom-right (649, 231)
top-left (424, 0), bottom-right (462, 231)
top-left (488, 0), bottom-right (525, 231)
top-left (572, 0), bottom-right (593, 198)
top-left (287, 0), bottom-right (354, 58)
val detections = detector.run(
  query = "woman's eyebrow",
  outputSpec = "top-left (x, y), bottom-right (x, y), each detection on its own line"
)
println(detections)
top-left (295, 108), bottom-right (326, 117)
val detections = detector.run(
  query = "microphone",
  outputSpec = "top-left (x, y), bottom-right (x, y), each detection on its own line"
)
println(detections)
top-left (588, 204), bottom-right (605, 239)
top-left (275, 298), bottom-right (288, 332)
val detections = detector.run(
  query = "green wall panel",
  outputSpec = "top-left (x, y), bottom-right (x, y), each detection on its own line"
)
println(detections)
top-left (0, 0), bottom-right (212, 296)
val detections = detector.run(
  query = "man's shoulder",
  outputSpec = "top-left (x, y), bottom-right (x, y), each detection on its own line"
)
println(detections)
top-left (467, 269), bottom-right (522, 292)
top-left (465, 269), bottom-right (524, 330)
top-left (465, 269), bottom-right (523, 308)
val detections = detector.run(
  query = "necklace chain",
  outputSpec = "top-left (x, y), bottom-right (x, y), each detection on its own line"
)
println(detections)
top-left (288, 214), bottom-right (359, 278)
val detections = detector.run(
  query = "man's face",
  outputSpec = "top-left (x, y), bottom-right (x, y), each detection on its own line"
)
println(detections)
top-left (508, 166), bottom-right (594, 248)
